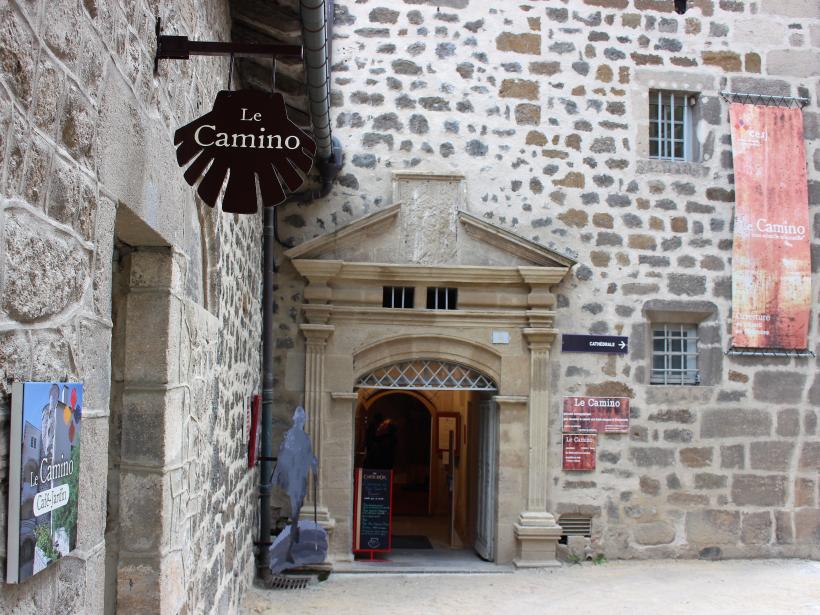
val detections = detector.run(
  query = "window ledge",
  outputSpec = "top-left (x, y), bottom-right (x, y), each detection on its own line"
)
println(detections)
top-left (636, 159), bottom-right (709, 177)
top-left (645, 385), bottom-right (715, 404)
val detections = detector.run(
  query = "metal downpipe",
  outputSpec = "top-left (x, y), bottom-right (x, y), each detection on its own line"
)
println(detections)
top-left (257, 206), bottom-right (276, 581)
top-left (300, 0), bottom-right (333, 161)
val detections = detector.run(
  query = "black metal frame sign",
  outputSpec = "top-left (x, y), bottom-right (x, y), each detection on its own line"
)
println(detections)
top-left (156, 21), bottom-right (315, 214)
top-left (352, 468), bottom-right (393, 554)
top-left (562, 334), bottom-right (628, 354)
top-left (174, 89), bottom-right (316, 213)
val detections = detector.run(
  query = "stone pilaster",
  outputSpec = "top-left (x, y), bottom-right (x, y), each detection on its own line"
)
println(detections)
top-left (300, 323), bottom-right (336, 531)
top-left (514, 328), bottom-right (562, 568)
top-left (326, 391), bottom-right (360, 563)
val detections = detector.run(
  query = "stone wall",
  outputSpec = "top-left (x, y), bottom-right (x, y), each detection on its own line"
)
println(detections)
top-left (1, 0), bottom-right (260, 612)
top-left (272, 0), bottom-right (820, 559)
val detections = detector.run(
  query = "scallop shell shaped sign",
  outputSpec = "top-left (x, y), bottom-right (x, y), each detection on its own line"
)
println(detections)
top-left (174, 90), bottom-right (316, 214)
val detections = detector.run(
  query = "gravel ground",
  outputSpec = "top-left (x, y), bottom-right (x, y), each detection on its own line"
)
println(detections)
top-left (242, 559), bottom-right (820, 615)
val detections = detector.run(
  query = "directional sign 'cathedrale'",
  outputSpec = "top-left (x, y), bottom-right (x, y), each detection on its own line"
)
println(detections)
top-left (561, 334), bottom-right (628, 354)
top-left (174, 90), bottom-right (316, 214)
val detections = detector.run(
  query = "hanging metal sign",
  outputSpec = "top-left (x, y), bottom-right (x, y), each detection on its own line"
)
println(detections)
top-left (174, 89), bottom-right (316, 214)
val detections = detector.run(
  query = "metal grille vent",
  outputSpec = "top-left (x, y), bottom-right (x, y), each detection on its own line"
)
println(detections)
top-left (558, 514), bottom-right (592, 537)
top-left (356, 360), bottom-right (497, 391)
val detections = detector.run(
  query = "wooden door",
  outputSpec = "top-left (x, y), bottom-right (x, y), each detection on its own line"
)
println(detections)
top-left (473, 399), bottom-right (498, 561)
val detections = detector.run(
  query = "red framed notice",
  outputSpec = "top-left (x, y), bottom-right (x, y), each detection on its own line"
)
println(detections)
top-left (247, 395), bottom-right (261, 469)
top-left (352, 468), bottom-right (393, 555)
top-left (562, 434), bottom-right (597, 471)
top-left (562, 396), bottom-right (630, 434)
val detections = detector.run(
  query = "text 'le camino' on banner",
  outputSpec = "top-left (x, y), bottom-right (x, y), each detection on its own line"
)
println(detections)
top-left (729, 103), bottom-right (811, 350)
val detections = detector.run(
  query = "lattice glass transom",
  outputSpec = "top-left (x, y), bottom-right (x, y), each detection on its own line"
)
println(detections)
top-left (356, 360), bottom-right (497, 391)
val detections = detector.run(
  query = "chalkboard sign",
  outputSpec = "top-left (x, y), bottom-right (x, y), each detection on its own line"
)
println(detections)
top-left (353, 468), bottom-right (392, 554)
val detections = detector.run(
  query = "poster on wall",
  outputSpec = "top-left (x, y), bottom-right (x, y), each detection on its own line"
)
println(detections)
top-left (729, 103), bottom-right (811, 349)
top-left (6, 382), bottom-right (83, 583)
top-left (562, 434), bottom-right (597, 471)
top-left (562, 396), bottom-right (630, 434)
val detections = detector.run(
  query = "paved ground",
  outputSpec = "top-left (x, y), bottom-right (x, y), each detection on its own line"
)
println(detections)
top-left (242, 559), bottom-right (820, 615)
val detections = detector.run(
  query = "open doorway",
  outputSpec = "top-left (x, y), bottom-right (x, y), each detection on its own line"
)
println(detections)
top-left (354, 388), bottom-right (498, 565)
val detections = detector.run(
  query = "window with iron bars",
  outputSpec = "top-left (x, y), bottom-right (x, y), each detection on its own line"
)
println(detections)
top-left (651, 324), bottom-right (700, 385)
top-left (649, 91), bottom-right (694, 162)
top-left (426, 287), bottom-right (457, 310)
top-left (382, 286), bottom-right (415, 309)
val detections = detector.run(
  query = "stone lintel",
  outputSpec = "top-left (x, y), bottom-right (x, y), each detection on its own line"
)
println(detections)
top-left (523, 327), bottom-right (558, 349)
top-left (493, 395), bottom-right (528, 406)
top-left (518, 510), bottom-right (560, 527)
top-left (300, 323), bottom-right (335, 343)
top-left (526, 309), bottom-right (555, 328)
top-left (392, 170), bottom-right (466, 182)
top-left (330, 391), bottom-right (359, 400)
top-left (292, 259), bottom-right (344, 287)
top-left (518, 265), bottom-right (573, 285)
top-left (336, 262), bottom-right (559, 285)
top-left (303, 304), bottom-right (332, 324)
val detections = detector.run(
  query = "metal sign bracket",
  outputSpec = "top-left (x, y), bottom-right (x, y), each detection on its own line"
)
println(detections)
top-left (154, 18), bottom-right (303, 74)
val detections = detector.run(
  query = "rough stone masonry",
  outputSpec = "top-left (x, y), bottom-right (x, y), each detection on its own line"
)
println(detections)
top-left (271, 0), bottom-right (820, 561)
top-left (0, 1), bottom-right (261, 614)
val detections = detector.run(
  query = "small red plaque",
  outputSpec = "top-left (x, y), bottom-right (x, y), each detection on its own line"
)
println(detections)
top-left (562, 434), bottom-right (597, 471)
top-left (247, 394), bottom-right (261, 469)
top-left (562, 396), bottom-right (630, 434)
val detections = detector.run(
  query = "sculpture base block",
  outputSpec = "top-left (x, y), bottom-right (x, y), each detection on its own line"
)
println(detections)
top-left (513, 512), bottom-right (563, 568)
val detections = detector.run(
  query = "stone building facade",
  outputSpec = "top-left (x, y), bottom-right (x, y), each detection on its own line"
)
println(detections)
top-left (271, 0), bottom-right (820, 565)
top-left (1, 1), bottom-right (261, 613)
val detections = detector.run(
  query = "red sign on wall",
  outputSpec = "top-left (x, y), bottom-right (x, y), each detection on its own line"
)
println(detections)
top-left (729, 103), bottom-right (811, 349)
top-left (562, 396), bottom-right (630, 434)
top-left (562, 434), bottom-right (597, 471)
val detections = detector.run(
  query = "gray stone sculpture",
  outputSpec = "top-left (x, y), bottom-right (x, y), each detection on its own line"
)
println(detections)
top-left (268, 406), bottom-right (327, 573)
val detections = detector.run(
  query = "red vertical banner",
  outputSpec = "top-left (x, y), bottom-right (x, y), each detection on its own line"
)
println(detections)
top-left (730, 103), bottom-right (811, 349)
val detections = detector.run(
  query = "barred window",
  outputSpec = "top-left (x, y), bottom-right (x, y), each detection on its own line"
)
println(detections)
top-left (649, 91), bottom-right (694, 162)
top-left (651, 324), bottom-right (700, 385)
top-left (382, 286), bottom-right (414, 309)
top-left (426, 287), bottom-right (457, 310)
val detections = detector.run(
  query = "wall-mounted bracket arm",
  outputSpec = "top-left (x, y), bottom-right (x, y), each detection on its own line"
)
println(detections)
top-left (154, 18), bottom-right (303, 73)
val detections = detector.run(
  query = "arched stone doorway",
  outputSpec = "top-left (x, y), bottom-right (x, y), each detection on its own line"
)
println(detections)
top-left (353, 363), bottom-right (500, 561)
top-left (286, 173), bottom-right (576, 567)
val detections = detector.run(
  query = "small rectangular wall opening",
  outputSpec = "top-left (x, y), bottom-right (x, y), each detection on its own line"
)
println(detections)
top-left (557, 514), bottom-right (592, 544)
top-left (383, 286), bottom-right (415, 308)
top-left (426, 287), bottom-right (457, 310)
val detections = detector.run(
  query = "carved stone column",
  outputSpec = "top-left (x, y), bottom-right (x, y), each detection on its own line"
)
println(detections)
top-left (513, 328), bottom-right (562, 568)
top-left (327, 391), bottom-right (359, 563)
top-left (300, 323), bottom-right (335, 532)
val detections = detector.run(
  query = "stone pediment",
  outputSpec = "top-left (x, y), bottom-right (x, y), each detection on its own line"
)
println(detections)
top-left (284, 202), bottom-right (577, 270)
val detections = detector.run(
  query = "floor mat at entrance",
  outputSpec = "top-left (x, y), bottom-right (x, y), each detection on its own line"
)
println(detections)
top-left (391, 535), bottom-right (433, 549)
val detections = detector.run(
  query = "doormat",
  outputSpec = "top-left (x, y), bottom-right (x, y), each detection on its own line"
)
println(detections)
top-left (391, 535), bottom-right (433, 550)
